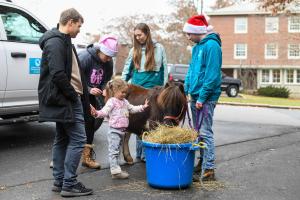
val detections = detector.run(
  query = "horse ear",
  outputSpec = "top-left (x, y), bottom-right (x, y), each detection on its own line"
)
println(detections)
top-left (177, 82), bottom-right (185, 94)
top-left (164, 81), bottom-right (170, 89)
top-left (164, 80), bottom-right (175, 89)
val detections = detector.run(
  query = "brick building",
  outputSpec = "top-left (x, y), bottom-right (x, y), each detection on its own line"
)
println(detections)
top-left (207, 2), bottom-right (300, 97)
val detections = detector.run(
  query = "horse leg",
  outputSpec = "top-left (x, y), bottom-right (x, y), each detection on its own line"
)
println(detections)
top-left (123, 132), bottom-right (134, 165)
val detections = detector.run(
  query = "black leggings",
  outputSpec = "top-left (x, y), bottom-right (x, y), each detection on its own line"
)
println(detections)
top-left (85, 95), bottom-right (104, 144)
top-left (85, 117), bottom-right (103, 144)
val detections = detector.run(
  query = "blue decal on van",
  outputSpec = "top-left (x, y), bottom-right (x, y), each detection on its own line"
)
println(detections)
top-left (29, 58), bottom-right (41, 74)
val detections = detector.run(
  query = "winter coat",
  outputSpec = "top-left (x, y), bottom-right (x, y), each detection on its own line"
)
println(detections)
top-left (78, 44), bottom-right (113, 92)
top-left (184, 33), bottom-right (222, 103)
top-left (121, 42), bottom-right (168, 89)
top-left (38, 28), bottom-right (89, 123)
top-left (78, 44), bottom-right (113, 126)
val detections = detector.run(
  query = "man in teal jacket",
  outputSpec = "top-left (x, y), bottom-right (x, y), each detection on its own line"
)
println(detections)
top-left (183, 15), bottom-right (222, 181)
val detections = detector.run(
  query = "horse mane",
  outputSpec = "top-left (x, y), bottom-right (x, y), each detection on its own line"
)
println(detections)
top-left (157, 82), bottom-right (187, 122)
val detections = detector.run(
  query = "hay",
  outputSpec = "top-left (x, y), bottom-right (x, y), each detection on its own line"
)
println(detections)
top-left (143, 125), bottom-right (198, 144)
top-left (194, 180), bottom-right (227, 191)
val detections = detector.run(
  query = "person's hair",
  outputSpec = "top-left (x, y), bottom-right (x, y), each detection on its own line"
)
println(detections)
top-left (59, 8), bottom-right (84, 26)
top-left (105, 79), bottom-right (128, 100)
top-left (133, 23), bottom-right (156, 71)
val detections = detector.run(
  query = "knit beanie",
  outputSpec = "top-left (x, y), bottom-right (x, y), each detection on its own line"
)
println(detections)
top-left (97, 35), bottom-right (118, 57)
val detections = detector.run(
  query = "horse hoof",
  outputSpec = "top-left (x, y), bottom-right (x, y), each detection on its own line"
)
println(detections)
top-left (124, 156), bottom-right (134, 164)
top-left (126, 161), bottom-right (134, 165)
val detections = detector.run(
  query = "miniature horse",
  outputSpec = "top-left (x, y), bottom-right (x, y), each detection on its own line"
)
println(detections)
top-left (122, 81), bottom-right (187, 164)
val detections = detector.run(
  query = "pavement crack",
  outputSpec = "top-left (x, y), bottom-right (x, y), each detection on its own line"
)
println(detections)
top-left (215, 130), bottom-right (300, 148)
top-left (217, 140), bottom-right (300, 164)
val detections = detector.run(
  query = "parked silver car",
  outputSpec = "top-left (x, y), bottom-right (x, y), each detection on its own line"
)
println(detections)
top-left (0, 0), bottom-right (48, 124)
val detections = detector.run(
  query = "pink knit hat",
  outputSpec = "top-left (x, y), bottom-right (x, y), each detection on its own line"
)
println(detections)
top-left (98, 35), bottom-right (118, 57)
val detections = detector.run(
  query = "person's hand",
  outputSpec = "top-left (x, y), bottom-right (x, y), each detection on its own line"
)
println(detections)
top-left (90, 104), bottom-right (97, 117)
top-left (143, 99), bottom-right (149, 108)
top-left (196, 102), bottom-right (203, 109)
top-left (90, 88), bottom-right (102, 96)
top-left (102, 89), bottom-right (107, 97)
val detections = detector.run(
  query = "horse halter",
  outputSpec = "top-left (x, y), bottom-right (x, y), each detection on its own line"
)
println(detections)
top-left (163, 105), bottom-right (186, 125)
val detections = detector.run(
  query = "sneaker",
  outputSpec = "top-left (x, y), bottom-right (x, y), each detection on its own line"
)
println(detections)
top-left (51, 182), bottom-right (62, 192)
top-left (202, 169), bottom-right (216, 181)
top-left (112, 171), bottom-right (129, 179)
top-left (60, 182), bottom-right (93, 197)
top-left (49, 161), bottom-right (53, 168)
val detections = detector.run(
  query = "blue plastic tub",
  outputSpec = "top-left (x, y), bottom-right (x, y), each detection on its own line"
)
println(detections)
top-left (142, 141), bottom-right (199, 189)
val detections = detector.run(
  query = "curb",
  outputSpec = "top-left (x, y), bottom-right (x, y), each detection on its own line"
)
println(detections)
top-left (218, 102), bottom-right (300, 110)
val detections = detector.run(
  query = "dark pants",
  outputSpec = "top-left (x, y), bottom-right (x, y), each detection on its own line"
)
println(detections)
top-left (85, 95), bottom-right (104, 144)
top-left (52, 97), bottom-right (86, 188)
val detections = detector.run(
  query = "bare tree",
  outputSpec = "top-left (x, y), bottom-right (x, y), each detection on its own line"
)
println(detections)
top-left (210, 0), bottom-right (300, 14)
top-left (211, 0), bottom-right (236, 9)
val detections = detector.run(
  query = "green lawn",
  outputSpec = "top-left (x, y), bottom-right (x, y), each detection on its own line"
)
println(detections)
top-left (219, 94), bottom-right (300, 107)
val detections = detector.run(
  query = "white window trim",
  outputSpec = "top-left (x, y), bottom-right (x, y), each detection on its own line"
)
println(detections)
top-left (234, 17), bottom-right (248, 34)
top-left (297, 69), bottom-right (300, 84)
top-left (271, 69), bottom-right (282, 84)
top-left (260, 69), bottom-right (282, 84)
top-left (284, 69), bottom-right (299, 84)
top-left (288, 44), bottom-right (300, 59)
top-left (261, 69), bottom-right (271, 83)
top-left (234, 44), bottom-right (247, 59)
top-left (288, 16), bottom-right (300, 33)
top-left (265, 43), bottom-right (278, 59)
top-left (265, 17), bottom-right (279, 33)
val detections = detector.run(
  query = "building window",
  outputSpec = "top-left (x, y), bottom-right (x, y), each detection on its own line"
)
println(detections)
top-left (288, 44), bottom-right (300, 59)
top-left (261, 69), bottom-right (281, 83)
top-left (262, 69), bottom-right (270, 83)
top-left (234, 43), bottom-right (247, 59)
top-left (272, 69), bottom-right (281, 83)
top-left (265, 43), bottom-right (278, 59)
top-left (286, 69), bottom-right (294, 83)
top-left (297, 70), bottom-right (300, 83)
top-left (265, 17), bottom-right (279, 33)
top-left (234, 17), bottom-right (247, 33)
top-left (288, 16), bottom-right (300, 32)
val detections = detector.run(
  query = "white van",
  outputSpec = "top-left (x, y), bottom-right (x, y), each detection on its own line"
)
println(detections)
top-left (0, 0), bottom-right (48, 124)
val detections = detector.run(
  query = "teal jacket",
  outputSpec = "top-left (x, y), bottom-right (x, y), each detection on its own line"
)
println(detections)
top-left (184, 33), bottom-right (222, 103)
top-left (121, 42), bottom-right (168, 89)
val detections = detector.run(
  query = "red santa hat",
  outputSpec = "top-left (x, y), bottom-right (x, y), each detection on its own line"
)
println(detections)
top-left (183, 15), bottom-right (213, 34)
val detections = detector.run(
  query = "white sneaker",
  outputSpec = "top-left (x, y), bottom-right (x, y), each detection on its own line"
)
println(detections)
top-left (111, 171), bottom-right (129, 179)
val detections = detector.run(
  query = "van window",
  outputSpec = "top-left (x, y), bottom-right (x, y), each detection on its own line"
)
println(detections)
top-left (0, 6), bottom-right (46, 43)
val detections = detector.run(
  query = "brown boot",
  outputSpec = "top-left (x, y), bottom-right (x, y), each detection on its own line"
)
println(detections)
top-left (82, 144), bottom-right (101, 169)
top-left (202, 169), bottom-right (215, 181)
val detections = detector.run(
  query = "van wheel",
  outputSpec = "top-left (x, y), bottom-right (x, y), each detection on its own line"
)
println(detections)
top-left (226, 85), bottom-right (238, 97)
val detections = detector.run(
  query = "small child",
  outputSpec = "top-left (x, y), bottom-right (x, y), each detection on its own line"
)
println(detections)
top-left (90, 79), bottom-right (149, 179)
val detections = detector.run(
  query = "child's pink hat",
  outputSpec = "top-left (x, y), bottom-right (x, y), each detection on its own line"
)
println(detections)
top-left (99, 35), bottom-right (118, 57)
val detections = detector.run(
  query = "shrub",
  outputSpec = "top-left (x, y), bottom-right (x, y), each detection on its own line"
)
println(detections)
top-left (257, 86), bottom-right (290, 98)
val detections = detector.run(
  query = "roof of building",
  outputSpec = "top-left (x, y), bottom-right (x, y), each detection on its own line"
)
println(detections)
top-left (206, 1), bottom-right (300, 16)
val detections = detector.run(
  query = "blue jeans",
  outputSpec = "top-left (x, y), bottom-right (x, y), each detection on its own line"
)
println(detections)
top-left (190, 100), bottom-right (216, 170)
top-left (52, 97), bottom-right (86, 188)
